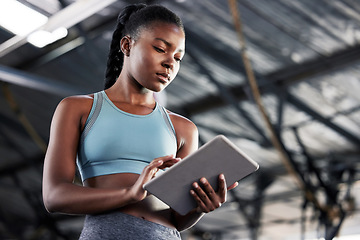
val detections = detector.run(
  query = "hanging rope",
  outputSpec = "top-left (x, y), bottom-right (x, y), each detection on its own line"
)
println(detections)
top-left (1, 83), bottom-right (47, 153)
top-left (227, 0), bottom-right (328, 214)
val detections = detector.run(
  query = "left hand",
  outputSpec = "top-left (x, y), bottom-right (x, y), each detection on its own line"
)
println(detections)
top-left (190, 174), bottom-right (238, 213)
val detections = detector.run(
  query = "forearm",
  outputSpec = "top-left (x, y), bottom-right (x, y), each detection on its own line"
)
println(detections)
top-left (43, 182), bottom-right (134, 215)
top-left (173, 209), bottom-right (205, 232)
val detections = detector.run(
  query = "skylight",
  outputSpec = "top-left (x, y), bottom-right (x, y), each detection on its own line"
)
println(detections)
top-left (0, 0), bottom-right (48, 36)
top-left (0, 0), bottom-right (67, 48)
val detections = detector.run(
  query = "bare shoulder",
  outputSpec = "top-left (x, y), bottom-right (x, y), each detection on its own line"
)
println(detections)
top-left (53, 94), bottom-right (95, 129)
top-left (58, 94), bottom-right (94, 109)
top-left (167, 111), bottom-right (197, 132)
top-left (56, 94), bottom-right (93, 114)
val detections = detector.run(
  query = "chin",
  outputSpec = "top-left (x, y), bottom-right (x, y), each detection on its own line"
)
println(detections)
top-left (150, 84), bottom-right (167, 93)
top-left (152, 88), bottom-right (164, 93)
top-left (139, 84), bottom-right (162, 93)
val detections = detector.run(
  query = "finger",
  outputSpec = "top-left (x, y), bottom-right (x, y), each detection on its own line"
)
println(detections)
top-left (148, 159), bottom-right (164, 171)
top-left (158, 158), bottom-right (181, 169)
top-left (148, 155), bottom-right (176, 170)
top-left (218, 174), bottom-right (227, 203)
top-left (190, 189), bottom-right (209, 213)
top-left (199, 178), bottom-right (217, 203)
top-left (192, 182), bottom-right (214, 212)
top-left (143, 156), bottom-right (180, 178)
top-left (151, 155), bottom-right (180, 168)
top-left (153, 154), bottom-right (175, 163)
top-left (141, 159), bottom-right (164, 181)
top-left (227, 182), bottom-right (239, 190)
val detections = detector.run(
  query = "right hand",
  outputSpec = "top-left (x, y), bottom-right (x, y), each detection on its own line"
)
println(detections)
top-left (128, 155), bottom-right (180, 202)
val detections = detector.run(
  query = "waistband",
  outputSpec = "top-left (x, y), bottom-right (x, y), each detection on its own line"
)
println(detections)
top-left (79, 211), bottom-right (181, 240)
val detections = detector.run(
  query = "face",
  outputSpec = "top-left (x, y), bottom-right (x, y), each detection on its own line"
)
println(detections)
top-left (124, 22), bottom-right (185, 92)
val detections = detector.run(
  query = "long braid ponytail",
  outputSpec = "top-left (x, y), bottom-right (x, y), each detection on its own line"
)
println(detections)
top-left (104, 4), bottom-right (146, 89)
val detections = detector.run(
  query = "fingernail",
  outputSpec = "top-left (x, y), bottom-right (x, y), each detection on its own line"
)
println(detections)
top-left (200, 178), bottom-right (206, 184)
top-left (220, 174), bottom-right (225, 180)
top-left (193, 182), bottom-right (199, 188)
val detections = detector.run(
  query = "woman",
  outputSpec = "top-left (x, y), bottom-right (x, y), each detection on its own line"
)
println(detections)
top-left (42, 4), bottom-right (237, 239)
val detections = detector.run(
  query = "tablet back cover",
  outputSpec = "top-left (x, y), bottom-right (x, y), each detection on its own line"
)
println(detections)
top-left (143, 135), bottom-right (259, 215)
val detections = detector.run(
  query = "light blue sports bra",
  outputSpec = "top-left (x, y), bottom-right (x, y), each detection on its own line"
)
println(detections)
top-left (76, 91), bottom-right (177, 181)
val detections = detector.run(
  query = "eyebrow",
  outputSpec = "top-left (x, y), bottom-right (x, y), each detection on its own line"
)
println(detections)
top-left (155, 38), bottom-right (184, 52)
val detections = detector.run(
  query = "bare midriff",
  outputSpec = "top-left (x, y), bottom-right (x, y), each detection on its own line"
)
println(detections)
top-left (84, 173), bottom-right (175, 229)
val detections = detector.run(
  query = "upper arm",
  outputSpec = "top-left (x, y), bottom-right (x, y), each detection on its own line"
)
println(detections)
top-left (42, 96), bottom-right (92, 197)
top-left (167, 113), bottom-right (203, 229)
top-left (168, 112), bottom-right (199, 159)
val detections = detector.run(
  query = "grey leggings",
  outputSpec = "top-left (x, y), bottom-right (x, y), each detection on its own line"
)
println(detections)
top-left (79, 211), bottom-right (181, 240)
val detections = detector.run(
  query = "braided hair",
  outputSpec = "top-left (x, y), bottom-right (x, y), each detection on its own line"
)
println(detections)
top-left (104, 4), bottom-right (184, 89)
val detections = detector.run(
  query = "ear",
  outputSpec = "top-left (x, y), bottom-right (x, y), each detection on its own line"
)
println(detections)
top-left (120, 36), bottom-right (131, 57)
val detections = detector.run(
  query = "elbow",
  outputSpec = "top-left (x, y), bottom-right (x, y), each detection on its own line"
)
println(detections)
top-left (43, 191), bottom-right (59, 213)
top-left (172, 209), bottom-right (204, 232)
top-left (171, 211), bottom-right (192, 232)
top-left (44, 203), bottom-right (56, 214)
top-left (42, 185), bottom-right (66, 213)
top-left (43, 200), bottom-right (58, 214)
top-left (176, 224), bottom-right (195, 232)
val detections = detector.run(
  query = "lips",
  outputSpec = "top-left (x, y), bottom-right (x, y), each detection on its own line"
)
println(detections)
top-left (156, 72), bottom-right (170, 82)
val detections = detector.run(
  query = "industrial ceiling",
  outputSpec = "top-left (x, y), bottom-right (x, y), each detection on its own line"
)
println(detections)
top-left (0, 0), bottom-right (359, 239)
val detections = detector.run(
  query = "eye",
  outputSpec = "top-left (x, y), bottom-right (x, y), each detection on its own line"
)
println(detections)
top-left (153, 46), bottom-right (165, 53)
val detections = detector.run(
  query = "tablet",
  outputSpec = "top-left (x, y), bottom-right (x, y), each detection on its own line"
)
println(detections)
top-left (143, 135), bottom-right (259, 215)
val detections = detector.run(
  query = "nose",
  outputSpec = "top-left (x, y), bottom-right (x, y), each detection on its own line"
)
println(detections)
top-left (162, 58), bottom-right (175, 70)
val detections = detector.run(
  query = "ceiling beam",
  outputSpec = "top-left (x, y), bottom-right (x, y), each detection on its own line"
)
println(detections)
top-left (0, 64), bottom-right (82, 96)
top-left (287, 93), bottom-right (360, 146)
top-left (187, 49), bottom-right (271, 146)
top-left (172, 44), bottom-right (360, 114)
top-left (171, 44), bottom-right (360, 147)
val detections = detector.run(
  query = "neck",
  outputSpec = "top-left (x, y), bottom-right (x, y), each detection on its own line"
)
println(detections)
top-left (106, 75), bottom-right (155, 106)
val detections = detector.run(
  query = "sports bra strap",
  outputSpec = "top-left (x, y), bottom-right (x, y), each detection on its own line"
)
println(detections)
top-left (81, 92), bottom-right (103, 144)
top-left (159, 106), bottom-right (176, 141)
